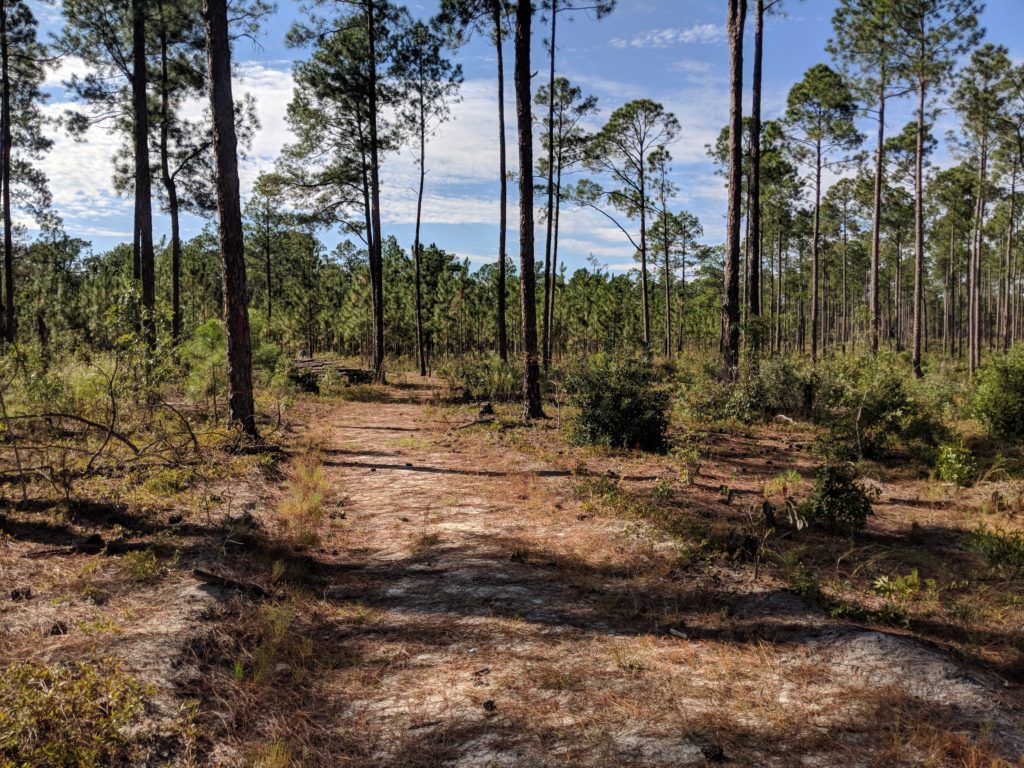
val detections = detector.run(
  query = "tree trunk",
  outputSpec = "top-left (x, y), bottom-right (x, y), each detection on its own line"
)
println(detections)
top-left (133, 0), bottom-right (156, 349)
top-left (541, 0), bottom-right (557, 369)
top-left (367, 0), bottom-right (385, 383)
top-left (494, 3), bottom-right (508, 362)
top-left (869, 78), bottom-right (885, 354)
top-left (721, 0), bottom-right (745, 374)
top-left (969, 141), bottom-right (987, 376)
top-left (748, 0), bottom-right (763, 323)
top-left (158, 3), bottom-right (182, 343)
top-left (514, 0), bottom-right (543, 418)
top-left (679, 244), bottom-right (687, 353)
top-left (414, 90), bottom-right (427, 376)
top-left (662, 215), bottom-right (672, 358)
top-left (204, 0), bottom-right (256, 436)
top-left (264, 199), bottom-right (272, 323)
top-left (638, 163), bottom-right (650, 349)
top-left (811, 142), bottom-right (821, 362)
top-left (548, 160), bottom-right (563, 363)
top-left (1003, 171), bottom-right (1015, 352)
top-left (911, 79), bottom-right (925, 378)
top-left (0, 0), bottom-right (12, 343)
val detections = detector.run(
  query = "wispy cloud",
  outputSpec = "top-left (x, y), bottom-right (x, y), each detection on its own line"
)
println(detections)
top-left (610, 23), bottom-right (725, 50)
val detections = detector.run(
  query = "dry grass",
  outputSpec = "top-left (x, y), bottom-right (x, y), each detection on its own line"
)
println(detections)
top-left (273, 445), bottom-right (330, 550)
top-left (2, 388), bottom-right (1023, 766)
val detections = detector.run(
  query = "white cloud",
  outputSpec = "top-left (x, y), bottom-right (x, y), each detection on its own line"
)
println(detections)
top-left (610, 23), bottom-right (725, 50)
top-left (42, 55), bottom-right (91, 89)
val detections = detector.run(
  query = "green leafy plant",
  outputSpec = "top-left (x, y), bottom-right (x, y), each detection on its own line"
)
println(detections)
top-left (813, 354), bottom-right (946, 460)
top-left (967, 526), bottom-right (1024, 570)
top-left (438, 354), bottom-right (519, 402)
top-left (565, 354), bottom-right (669, 452)
top-left (935, 442), bottom-right (977, 486)
top-left (971, 344), bottom-right (1024, 439)
top-left (117, 548), bottom-right (175, 583)
top-left (800, 464), bottom-right (876, 533)
top-left (0, 659), bottom-right (152, 767)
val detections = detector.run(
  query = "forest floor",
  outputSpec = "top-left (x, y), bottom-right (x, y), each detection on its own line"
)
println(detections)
top-left (2, 378), bottom-right (1024, 767)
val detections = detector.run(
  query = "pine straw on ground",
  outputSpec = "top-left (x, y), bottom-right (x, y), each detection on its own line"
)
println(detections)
top-left (1, 381), bottom-right (1022, 767)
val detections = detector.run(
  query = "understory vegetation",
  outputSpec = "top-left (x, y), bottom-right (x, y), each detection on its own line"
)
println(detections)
top-left (3, 0), bottom-right (1024, 762)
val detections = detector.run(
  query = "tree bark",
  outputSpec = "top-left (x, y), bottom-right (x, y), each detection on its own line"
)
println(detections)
top-left (514, 0), bottom-right (543, 418)
top-left (748, 0), bottom-right (763, 323)
top-left (204, 0), bottom-right (256, 436)
top-left (548, 159), bottom-right (563, 363)
top-left (811, 141), bottom-right (821, 362)
top-left (133, 0), bottom-right (156, 349)
top-left (662, 213), bottom-right (672, 357)
top-left (264, 198), bottom-right (272, 323)
top-left (638, 162), bottom-right (650, 348)
top-left (157, 2), bottom-right (182, 343)
top-left (541, 0), bottom-right (557, 369)
top-left (0, 0), bottom-right (12, 343)
top-left (414, 86), bottom-right (427, 376)
top-left (869, 77), bottom-right (886, 354)
top-left (969, 140), bottom-right (987, 376)
top-left (721, 0), bottom-right (745, 374)
top-left (494, 3), bottom-right (508, 362)
top-left (911, 78), bottom-right (925, 378)
top-left (1003, 171), bottom-right (1015, 352)
top-left (367, 0), bottom-right (385, 383)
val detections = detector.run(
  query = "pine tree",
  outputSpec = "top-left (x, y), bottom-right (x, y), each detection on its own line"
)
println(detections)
top-left (392, 19), bottom-right (462, 376)
top-left (514, 0), bottom-right (543, 419)
top-left (585, 99), bottom-right (679, 348)
top-left (204, 0), bottom-right (256, 435)
top-left (893, 0), bottom-right (982, 376)
top-left (784, 63), bottom-right (863, 362)
top-left (722, 0), bottom-right (745, 374)
top-left (0, 0), bottom-right (50, 343)
top-left (437, 0), bottom-right (513, 361)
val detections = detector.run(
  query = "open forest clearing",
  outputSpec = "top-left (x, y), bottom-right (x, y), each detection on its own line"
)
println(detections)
top-left (2, 357), bottom-right (1024, 767)
top-left (5, 0), bottom-right (1024, 764)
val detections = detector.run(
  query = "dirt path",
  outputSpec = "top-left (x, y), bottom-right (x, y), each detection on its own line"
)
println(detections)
top-left (285, 393), bottom-right (1024, 767)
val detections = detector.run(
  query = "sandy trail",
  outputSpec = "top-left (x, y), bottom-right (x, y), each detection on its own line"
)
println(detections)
top-left (289, 393), bottom-right (1024, 767)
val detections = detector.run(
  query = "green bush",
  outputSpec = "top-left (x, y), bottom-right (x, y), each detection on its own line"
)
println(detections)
top-left (800, 464), bottom-right (876, 533)
top-left (935, 442), bottom-right (977, 487)
top-left (727, 355), bottom-right (810, 422)
top-left (565, 355), bottom-right (669, 452)
top-left (813, 354), bottom-right (946, 459)
top-left (181, 319), bottom-right (228, 400)
top-left (437, 354), bottom-right (518, 402)
top-left (682, 354), bottom-right (810, 424)
top-left (0, 659), bottom-right (152, 767)
top-left (972, 344), bottom-right (1024, 440)
top-left (966, 526), bottom-right (1024, 570)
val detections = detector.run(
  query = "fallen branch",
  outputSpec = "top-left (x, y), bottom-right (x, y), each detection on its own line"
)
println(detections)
top-left (192, 568), bottom-right (269, 598)
top-left (5, 413), bottom-right (140, 455)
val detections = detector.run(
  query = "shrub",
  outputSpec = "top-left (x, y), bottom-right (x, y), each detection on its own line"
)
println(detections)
top-left (565, 355), bottom-right (669, 451)
top-left (813, 354), bottom-right (946, 459)
top-left (181, 319), bottom-right (227, 401)
top-left (935, 442), bottom-right (977, 487)
top-left (438, 354), bottom-right (518, 402)
top-left (0, 659), bottom-right (152, 767)
top-left (800, 464), bottom-right (876, 533)
top-left (972, 344), bottom-right (1024, 439)
top-left (682, 354), bottom-right (810, 424)
top-left (725, 354), bottom-right (811, 422)
top-left (967, 526), bottom-right (1024, 570)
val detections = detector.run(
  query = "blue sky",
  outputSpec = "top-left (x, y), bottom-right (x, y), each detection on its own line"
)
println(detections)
top-left (33, 0), bottom-right (1024, 274)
